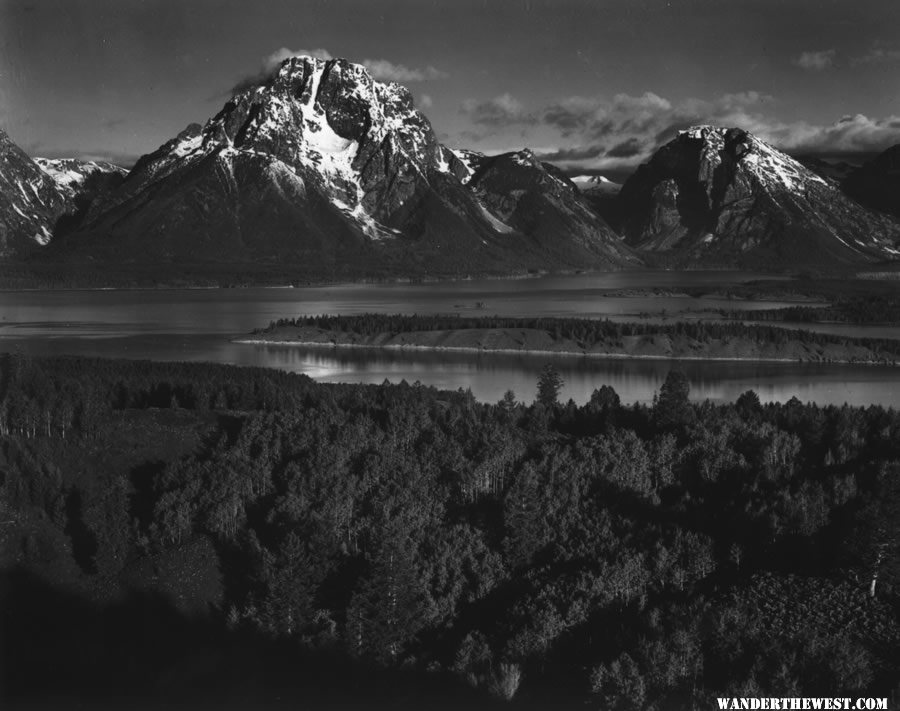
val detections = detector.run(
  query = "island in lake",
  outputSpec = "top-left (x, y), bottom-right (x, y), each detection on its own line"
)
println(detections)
top-left (245, 313), bottom-right (900, 366)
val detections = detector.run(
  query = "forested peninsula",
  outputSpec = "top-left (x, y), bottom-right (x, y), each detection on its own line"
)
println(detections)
top-left (247, 314), bottom-right (900, 365)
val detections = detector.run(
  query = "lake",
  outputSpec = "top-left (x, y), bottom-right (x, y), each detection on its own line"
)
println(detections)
top-left (2, 272), bottom-right (898, 407)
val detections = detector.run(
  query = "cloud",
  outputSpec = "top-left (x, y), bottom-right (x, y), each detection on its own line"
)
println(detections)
top-left (101, 117), bottom-right (127, 130)
top-left (230, 47), bottom-right (332, 94)
top-left (497, 88), bottom-right (900, 175)
top-left (770, 113), bottom-right (900, 155)
top-left (418, 94), bottom-right (434, 109)
top-left (266, 47), bottom-right (334, 67)
top-left (539, 89), bottom-right (774, 154)
top-left (460, 93), bottom-right (537, 127)
top-left (794, 50), bottom-right (836, 71)
top-left (542, 92), bottom-right (675, 139)
top-left (851, 47), bottom-right (900, 65)
top-left (534, 145), bottom-right (606, 162)
top-left (361, 59), bottom-right (447, 82)
top-left (230, 47), bottom-right (446, 95)
top-left (606, 137), bottom-right (643, 158)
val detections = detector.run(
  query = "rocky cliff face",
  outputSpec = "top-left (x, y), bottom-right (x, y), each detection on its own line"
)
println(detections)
top-left (0, 131), bottom-right (69, 255)
top-left (841, 145), bottom-right (900, 220)
top-left (62, 56), bottom-right (629, 277)
top-left (619, 126), bottom-right (900, 268)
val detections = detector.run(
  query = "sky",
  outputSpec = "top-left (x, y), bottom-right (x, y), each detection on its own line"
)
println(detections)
top-left (1, 0), bottom-right (899, 179)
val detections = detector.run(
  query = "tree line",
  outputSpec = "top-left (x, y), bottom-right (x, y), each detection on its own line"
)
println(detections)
top-left (259, 312), bottom-right (900, 354)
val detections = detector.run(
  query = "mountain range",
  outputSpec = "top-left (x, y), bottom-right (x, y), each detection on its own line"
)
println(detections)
top-left (1, 55), bottom-right (898, 283)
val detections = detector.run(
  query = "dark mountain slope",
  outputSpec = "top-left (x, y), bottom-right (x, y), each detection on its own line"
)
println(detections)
top-left (619, 126), bottom-right (900, 270)
top-left (842, 144), bottom-right (900, 220)
top-left (0, 130), bottom-right (69, 256)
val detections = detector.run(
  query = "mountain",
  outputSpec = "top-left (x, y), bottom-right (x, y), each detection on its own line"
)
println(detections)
top-left (570, 174), bottom-right (625, 232)
top-left (619, 126), bottom-right (900, 269)
top-left (465, 150), bottom-right (635, 265)
top-left (841, 145), bottom-right (900, 219)
top-left (34, 158), bottom-right (128, 237)
top-left (450, 148), bottom-right (486, 184)
top-left (570, 174), bottom-right (620, 193)
top-left (35, 158), bottom-right (127, 199)
top-left (793, 155), bottom-right (859, 185)
top-left (0, 130), bottom-right (69, 256)
top-left (48, 56), bottom-right (631, 280)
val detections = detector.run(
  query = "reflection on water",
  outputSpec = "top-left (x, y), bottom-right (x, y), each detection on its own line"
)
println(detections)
top-left (5, 332), bottom-right (897, 408)
top-left (1, 273), bottom-right (898, 408)
top-left (247, 342), bottom-right (900, 408)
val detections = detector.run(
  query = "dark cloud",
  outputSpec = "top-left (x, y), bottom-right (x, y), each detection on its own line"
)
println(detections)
top-left (501, 87), bottom-right (900, 175)
top-left (606, 137), bottom-right (643, 158)
top-left (460, 93), bottom-right (537, 127)
top-left (534, 145), bottom-right (606, 162)
top-left (541, 97), bottom-right (599, 136)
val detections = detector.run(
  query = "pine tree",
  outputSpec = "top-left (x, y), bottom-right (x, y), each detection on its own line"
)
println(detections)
top-left (653, 370), bottom-right (694, 430)
top-left (346, 539), bottom-right (426, 664)
top-left (536, 364), bottom-right (564, 407)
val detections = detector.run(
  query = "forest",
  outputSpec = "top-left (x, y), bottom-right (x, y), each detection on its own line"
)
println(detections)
top-left (256, 312), bottom-right (900, 363)
top-left (715, 293), bottom-right (900, 326)
top-left (2, 354), bottom-right (900, 709)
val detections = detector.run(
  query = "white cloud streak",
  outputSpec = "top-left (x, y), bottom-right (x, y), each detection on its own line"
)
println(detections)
top-left (794, 50), bottom-right (836, 71)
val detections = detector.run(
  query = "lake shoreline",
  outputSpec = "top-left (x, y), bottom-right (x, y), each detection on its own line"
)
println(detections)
top-left (238, 327), bottom-right (900, 367)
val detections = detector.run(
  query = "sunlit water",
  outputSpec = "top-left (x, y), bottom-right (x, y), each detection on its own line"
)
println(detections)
top-left (2, 272), bottom-right (898, 407)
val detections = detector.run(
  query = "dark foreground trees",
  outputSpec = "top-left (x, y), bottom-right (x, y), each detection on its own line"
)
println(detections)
top-left (2, 354), bottom-right (900, 708)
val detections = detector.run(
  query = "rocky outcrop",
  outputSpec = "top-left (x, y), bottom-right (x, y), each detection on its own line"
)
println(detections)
top-left (619, 126), bottom-right (900, 269)
top-left (0, 130), bottom-right (69, 255)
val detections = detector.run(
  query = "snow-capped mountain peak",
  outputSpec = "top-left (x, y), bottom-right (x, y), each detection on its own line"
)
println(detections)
top-left (35, 158), bottom-right (127, 196)
top-left (102, 56), bottom-right (451, 240)
top-left (0, 130), bottom-right (69, 253)
top-left (677, 125), bottom-right (827, 193)
top-left (620, 125), bottom-right (899, 266)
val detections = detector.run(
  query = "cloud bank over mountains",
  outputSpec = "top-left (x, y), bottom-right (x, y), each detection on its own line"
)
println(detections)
top-left (458, 87), bottom-right (900, 175)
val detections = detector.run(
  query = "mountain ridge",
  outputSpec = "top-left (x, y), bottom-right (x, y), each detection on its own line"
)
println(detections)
top-left (618, 125), bottom-right (900, 269)
top-left (1, 57), bottom-right (899, 281)
top-left (41, 56), bottom-right (633, 278)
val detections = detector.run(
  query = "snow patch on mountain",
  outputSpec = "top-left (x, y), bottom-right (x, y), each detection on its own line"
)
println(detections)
top-left (35, 158), bottom-right (127, 195)
top-left (450, 149), bottom-right (484, 184)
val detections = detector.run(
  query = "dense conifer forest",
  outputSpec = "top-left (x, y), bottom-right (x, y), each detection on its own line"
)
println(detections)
top-left (258, 312), bottom-right (900, 350)
top-left (2, 354), bottom-right (900, 708)
top-left (256, 312), bottom-right (900, 364)
top-left (715, 293), bottom-right (900, 326)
